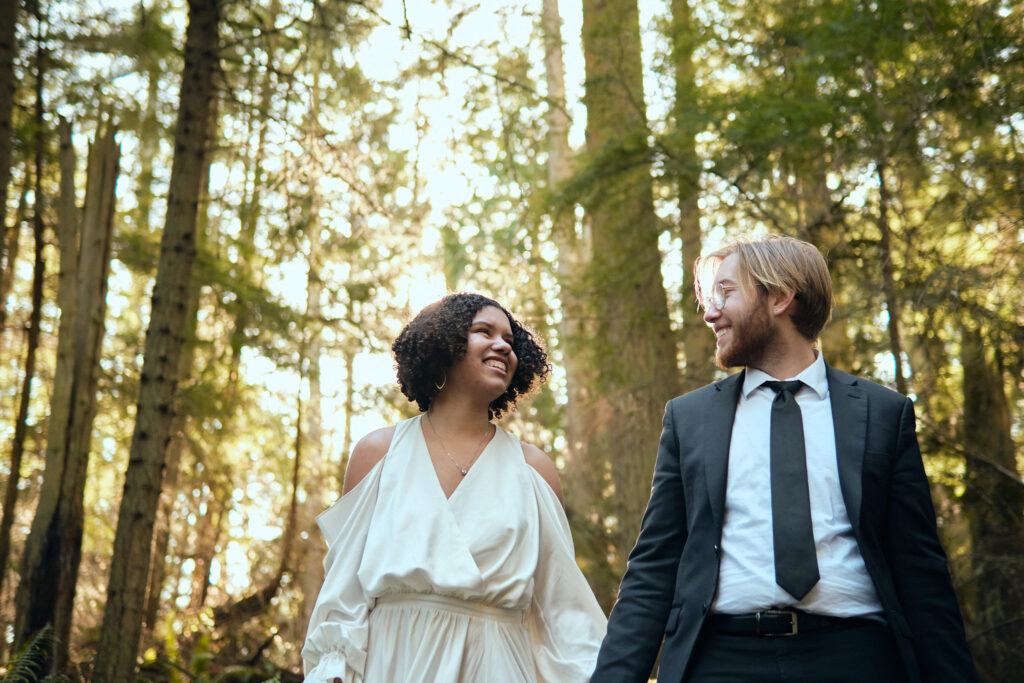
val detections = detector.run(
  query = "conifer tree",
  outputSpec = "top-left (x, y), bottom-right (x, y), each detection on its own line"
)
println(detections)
top-left (94, 0), bottom-right (221, 677)
top-left (578, 0), bottom-right (680, 603)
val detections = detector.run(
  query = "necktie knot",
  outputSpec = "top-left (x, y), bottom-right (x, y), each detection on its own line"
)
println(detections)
top-left (763, 379), bottom-right (804, 397)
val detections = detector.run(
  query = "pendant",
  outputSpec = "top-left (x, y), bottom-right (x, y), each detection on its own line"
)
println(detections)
top-left (460, 468), bottom-right (468, 476)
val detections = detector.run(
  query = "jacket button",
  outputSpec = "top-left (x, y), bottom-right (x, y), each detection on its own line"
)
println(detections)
top-left (713, 544), bottom-right (719, 554)
top-left (702, 602), bottom-right (709, 614)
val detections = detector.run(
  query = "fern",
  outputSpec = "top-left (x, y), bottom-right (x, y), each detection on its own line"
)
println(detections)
top-left (1, 625), bottom-right (55, 683)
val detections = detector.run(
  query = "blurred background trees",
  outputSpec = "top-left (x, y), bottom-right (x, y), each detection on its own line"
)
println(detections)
top-left (0, 0), bottom-right (1020, 680)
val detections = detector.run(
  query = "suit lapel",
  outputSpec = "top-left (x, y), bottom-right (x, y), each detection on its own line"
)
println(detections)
top-left (827, 365), bottom-right (867, 532)
top-left (705, 372), bottom-right (745, 532)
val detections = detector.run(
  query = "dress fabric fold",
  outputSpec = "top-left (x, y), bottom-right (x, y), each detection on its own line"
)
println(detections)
top-left (302, 415), bottom-right (607, 683)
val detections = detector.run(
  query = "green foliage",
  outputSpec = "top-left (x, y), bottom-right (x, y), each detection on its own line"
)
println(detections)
top-left (1, 626), bottom-right (70, 683)
top-left (3, 0), bottom-right (1019, 678)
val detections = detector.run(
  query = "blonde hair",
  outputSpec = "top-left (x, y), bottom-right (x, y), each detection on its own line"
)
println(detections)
top-left (694, 235), bottom-right (833, 340)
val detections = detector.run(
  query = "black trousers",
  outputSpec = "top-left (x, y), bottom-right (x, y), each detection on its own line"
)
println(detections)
top-left (685, 621), bottom-right (907, 683)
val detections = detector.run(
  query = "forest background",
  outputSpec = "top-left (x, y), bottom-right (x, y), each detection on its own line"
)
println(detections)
top-left (0, 0), bottom-right (1020, 680)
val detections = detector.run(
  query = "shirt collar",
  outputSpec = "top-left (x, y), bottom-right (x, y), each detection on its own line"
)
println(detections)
top-left (742, 350), bottom-right (829, 400)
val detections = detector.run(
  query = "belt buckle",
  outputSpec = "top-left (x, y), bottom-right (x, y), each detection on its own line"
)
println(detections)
top-left (757, 609), bottom-right (798, 637)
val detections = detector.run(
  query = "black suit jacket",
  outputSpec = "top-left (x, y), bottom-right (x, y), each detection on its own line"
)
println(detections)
top-left (592, 365), bottom-right (978, 683)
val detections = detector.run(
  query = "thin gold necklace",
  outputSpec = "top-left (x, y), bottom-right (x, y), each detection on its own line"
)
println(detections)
top-left (425, 414), bottom-right (493, 476)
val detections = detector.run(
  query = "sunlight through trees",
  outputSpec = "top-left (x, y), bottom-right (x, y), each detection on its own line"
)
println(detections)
top-left (0, 0), bottom-right (1020, 680)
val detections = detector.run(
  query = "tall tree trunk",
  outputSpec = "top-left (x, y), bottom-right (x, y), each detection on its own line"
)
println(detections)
top-left (297, 340), bottom-right (355, 639)
top-left (298, 41), bottom-right (327, 547)
top-left (2, 119), bottom-right (62, 616)
top-left (805, 198), bottom-right (853, 371)
top-left (960, 324), bottom-right (1024, 682)
top-left (0, 163), bottom-right (31, 664)
top-left (13, 118), bottom-right (120, 673)
top-left (0, 163), bottom-right (31, 334)
top-left (0, 168), bottom-right (44, 611)
top-left (135, 52), bottom-right (161, 235)
top-left (296, 32), bottom-right (333, 638)
top-left (54, 121), bottom-right (119, 661)
top-left (188, 494), bottom-right (223, 611)
top-left (875, 160), bottom-right (907, 395)
top-left (541, 0), bottom-right (588, 465)
top-left (540, 0), bottom-right (612, 601)
top-left (93, 0), bottom-right (221, 678)
top-left (342, 345), bottom-right (355, 475)
top-left (9, 33), bottom-right (49, 652)
top-left (146, 142), bottom-right (203, 637)
top-left (669, 0), bottom-right (713, 391)
top-left (142, 423), bottom-right (184, 634)
top-left (294, 117), bottom-right (327, 636)
top-left (579, 0), bottom-right (680, 607)
top-left (859, 56), bottom-right (907, 394)
top-left (0, 0), bottom-right (18, 299)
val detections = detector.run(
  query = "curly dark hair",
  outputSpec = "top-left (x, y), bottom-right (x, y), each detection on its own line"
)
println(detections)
top-left (392, 292), bottom-right (550, 419)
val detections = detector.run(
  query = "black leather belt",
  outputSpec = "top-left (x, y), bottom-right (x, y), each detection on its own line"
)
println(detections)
top-left (708, 610), bottom-right (877, 637)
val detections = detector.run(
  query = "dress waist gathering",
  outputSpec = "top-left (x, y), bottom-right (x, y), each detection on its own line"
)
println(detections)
top-left (374, 592), bottom-right (526, 624)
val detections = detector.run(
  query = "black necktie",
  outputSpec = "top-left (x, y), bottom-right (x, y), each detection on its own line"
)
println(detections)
top-left (764, 380), bottom-right (820, 600)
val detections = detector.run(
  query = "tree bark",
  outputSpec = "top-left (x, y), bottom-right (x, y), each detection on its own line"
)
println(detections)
top-left (54, 121), bottom-right (119, 656)
top-left (0, 167), bottom-right (44, 612)
top-left (805, 204), bottom-right (853, 371)
top-left (960, 324), bottom-right (1024, 681)
top-left (188, 494), bottom-right (223, 611)
top-left (293, 109), bottom-right (327, 634)
top-left (541, 0), bottom-right (587, 452)
top-left (143, 423), bottom-right (184, 634)
top-left (669, 0), bottom-right (714, 392)
top-left (131, 0), bottom-right (171, 238)
top-left (145, 139), bottom-right (202, 638)
top-left (10, 36), bottom-right (49, 654)
top-left (579, 0), bottom-right (680, 606)
top-left (93, 0), bottom-right (221, 678)
top-left (2, 120), bottom-right (64, 621)
top-left (294, 38), bottom-right (333, 641)
top-left (0, 165), bottom-right (30, 334)
top-left (13, 117), bottom-right (120, 673)
top-left (540, 0), bottom-right (614, 603)
top-left (875, 160), bottom-right (907, 395)
top-left (0, 0), bottom-right (18, 297)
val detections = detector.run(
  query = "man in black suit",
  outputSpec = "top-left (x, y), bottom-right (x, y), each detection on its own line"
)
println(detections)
top-left (592, 235), bottom-right (978, 682)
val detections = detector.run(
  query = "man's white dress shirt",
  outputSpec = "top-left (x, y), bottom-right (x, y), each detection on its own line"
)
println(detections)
top-left (712, 352), bottom-right (884, 617)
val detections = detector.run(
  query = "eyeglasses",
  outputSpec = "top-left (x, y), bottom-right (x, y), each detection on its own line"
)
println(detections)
top-left (699, 283), bottom-right (735, 312)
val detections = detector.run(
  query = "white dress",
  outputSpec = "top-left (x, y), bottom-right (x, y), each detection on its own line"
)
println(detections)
top-left (302, 415), bottom-right (607, 683)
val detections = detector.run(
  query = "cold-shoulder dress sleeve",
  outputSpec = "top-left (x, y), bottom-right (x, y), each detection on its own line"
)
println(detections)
top-left (301, 459), bottom-right (384, 683)
top-left (524, 469), bottom-right (608, 682)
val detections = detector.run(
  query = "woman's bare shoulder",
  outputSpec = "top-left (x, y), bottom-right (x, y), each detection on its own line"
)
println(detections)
top-left (343, 425), bottom-right (397, 494)
top-left (521, 441), bottom-right (564, 506)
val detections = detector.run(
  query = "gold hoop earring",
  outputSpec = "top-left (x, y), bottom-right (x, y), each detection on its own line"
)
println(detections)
top-left (434, 372), bottom-right (447, 391)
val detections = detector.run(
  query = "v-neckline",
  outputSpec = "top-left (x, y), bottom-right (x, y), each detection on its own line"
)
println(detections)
top-left (419, 415), bottom-right (497, 501)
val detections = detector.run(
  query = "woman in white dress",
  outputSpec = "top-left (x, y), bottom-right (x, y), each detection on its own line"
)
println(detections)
top-left (302, 293), bottom-right (607, 683)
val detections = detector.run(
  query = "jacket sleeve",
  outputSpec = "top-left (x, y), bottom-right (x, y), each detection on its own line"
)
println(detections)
top-left (524, 469), bottom-right (608, 682)
top-left (883, 397), bottom-right (979, 682)
top-left (591, 400), bottom-right (688, 683)
top-left (301, 462), bottom-right (385, 683)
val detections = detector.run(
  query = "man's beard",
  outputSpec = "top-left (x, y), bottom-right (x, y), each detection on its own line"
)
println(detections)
top-left (715, 300), bottom-right (776, 370)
